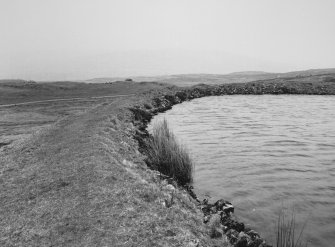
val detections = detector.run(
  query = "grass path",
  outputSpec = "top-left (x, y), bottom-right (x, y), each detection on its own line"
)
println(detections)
top-left (0, 97), bottom-right (218, 247)
top-left (0, 94), bottom-right (134, 108)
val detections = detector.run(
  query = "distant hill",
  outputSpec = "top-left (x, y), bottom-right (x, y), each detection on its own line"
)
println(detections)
top-left (1, 69), bottom-right (334, 104)
top-left (0, 79), bottom-right (28, 84)
top-left (2, 68), bottom-right (335, 87)
top-left (85, 68), bottom-right (335, 86)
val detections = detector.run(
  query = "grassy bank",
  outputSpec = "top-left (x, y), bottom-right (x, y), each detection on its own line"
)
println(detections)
top-left (0, 93), bottom-right (229, 246)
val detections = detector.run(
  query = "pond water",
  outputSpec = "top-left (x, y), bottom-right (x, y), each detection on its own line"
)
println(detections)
top-left (148, 95), bottom-right (335, 246)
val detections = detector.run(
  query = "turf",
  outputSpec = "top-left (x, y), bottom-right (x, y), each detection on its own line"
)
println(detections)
top-left (0, 94), bottom-right (226, 246)
top-left (0, 80), bottom-right (166, 105)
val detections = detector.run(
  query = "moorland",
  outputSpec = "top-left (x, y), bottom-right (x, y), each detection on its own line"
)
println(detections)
top-left (1, 70), bottom-right (335, 246)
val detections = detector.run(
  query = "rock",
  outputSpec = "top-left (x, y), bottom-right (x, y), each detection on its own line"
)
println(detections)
top-left (226, 229), bottom-right (239, 245)
top-left (221, 217), bottom-right (245, 232)
top-left (238, 232), bottom-right (249, 238)
top-left (214, 199), bottom-right (225, 208)
top-left (201, 204), bottom-right (212, 216)
top-left (236, 232), bottom-right (253, 247)
top-left (214, 199), bottom-right (234, 214)
top-left (233, 221), bottom-right (245, 232)
top-left (222, 203), bottom-right (234, 215)
top-left (246, 230), bottom-right (260, 240)
top-left (187, 239), bottom-right (200, 247)
top-left (203, 215), bottom-right (211, 223)
top-left (175, 91), bottom-right (188, 101)
top-left (235, 236), bottom-right (248, 247)
top-left (165, 184), bottom-right (175, 191)
top-left (243, 227), bottom-right (252, 233)
top-left (248, 238), bottom-right (264, 247)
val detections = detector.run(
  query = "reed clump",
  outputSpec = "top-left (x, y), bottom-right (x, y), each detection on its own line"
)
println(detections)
top-left (276, 210), bottom-right (307, 247)
top-left (146, 119), bottom-right (193, 185)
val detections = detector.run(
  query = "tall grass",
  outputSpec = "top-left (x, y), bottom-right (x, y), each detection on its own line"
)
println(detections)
top-left (146, 119), bottom-right (193, 185)
top-left (276, 210), bottom-right (308, 247)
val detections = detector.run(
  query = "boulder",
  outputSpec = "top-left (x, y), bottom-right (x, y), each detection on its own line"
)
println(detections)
top-left (214, 199), bottom-right (234, 214)
top-left (226, 229), bottom-right (239, 245)
top-left (235, 232), bottom-right (249, 247)
top-left (246, 230), bottom-right (260, 240)
top-left (221, 216), bottom-right (245, 232)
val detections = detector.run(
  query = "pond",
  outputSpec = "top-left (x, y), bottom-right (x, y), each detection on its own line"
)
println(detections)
top-left (148, 95), bottom-right (335, 246)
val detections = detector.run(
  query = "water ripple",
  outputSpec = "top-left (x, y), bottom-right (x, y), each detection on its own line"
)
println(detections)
top-left (149, 95), bottom-right (335, 247)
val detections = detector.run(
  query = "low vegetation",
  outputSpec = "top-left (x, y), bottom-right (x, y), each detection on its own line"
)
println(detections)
top-left (276, 210), bottom-right (307, 247)
top-left (146, 119), bottom-right (193, 185)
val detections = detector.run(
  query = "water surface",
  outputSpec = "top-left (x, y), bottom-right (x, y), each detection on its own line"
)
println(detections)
top-left (149, 95), bottom-right (335, 246)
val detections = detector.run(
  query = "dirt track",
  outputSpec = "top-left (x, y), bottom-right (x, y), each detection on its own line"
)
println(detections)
top-left (0, 94), bottom-right (134, 108)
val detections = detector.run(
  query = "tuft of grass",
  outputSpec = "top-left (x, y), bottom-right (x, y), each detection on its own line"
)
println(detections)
top-left (276, 210), bottom-right (308, 247)
top-left (146, 119), bottom-right (193, 185)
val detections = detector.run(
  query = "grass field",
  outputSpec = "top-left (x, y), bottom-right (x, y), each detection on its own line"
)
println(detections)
top-left (0, 80), bottom-right (166, 105)
top-left (0, 80), bottom-right (167, 150)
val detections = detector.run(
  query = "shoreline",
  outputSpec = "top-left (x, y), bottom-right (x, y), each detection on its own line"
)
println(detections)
top-left (127, 81), bottom-right (335, 246)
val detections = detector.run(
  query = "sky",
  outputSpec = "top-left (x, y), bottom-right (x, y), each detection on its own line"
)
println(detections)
top-left (1, 0), bottom-right (335, 80)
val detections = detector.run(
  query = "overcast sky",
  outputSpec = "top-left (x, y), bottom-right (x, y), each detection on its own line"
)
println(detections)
top-left (1, 0), bottom-right (335, 80)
